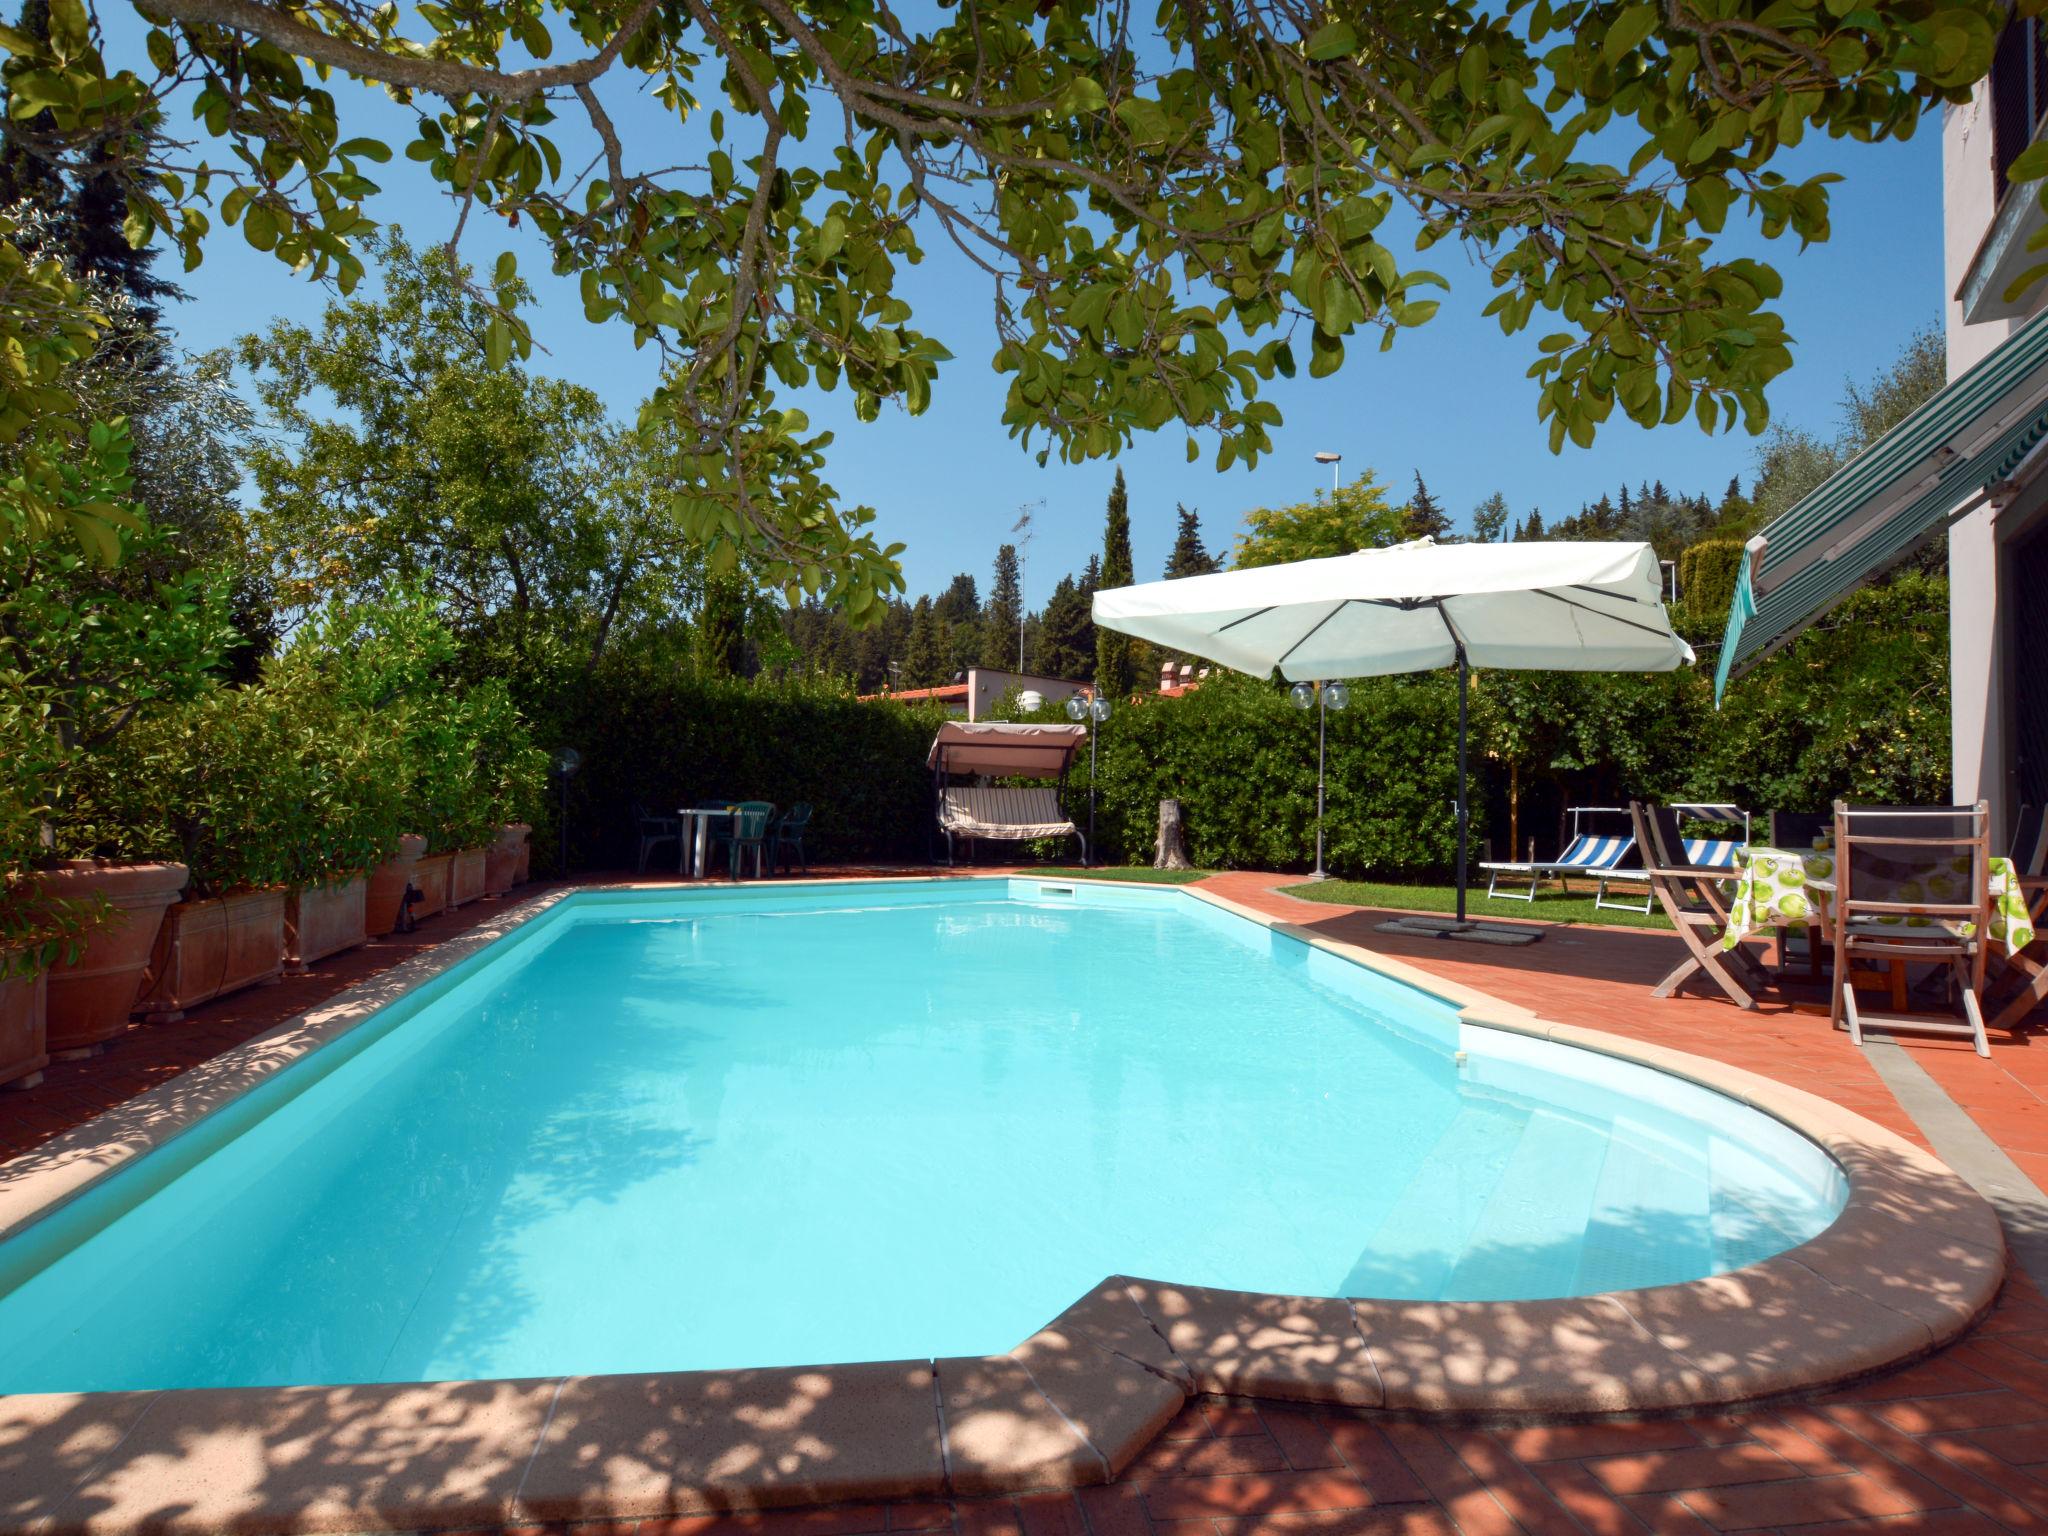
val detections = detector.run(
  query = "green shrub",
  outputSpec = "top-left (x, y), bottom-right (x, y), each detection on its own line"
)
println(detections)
top-left (54, 594), bottom-right (550, 891)
top-left (520, 657), bottom-right (952, 869)
top-left (1008, 670), bottom-right (1467, 877)
top-left (0, 511), bottom-right (234, 959)
top-left (1675, 539), bottom-right (1746, 637)
top-left (62, 686), bottom-right (312, 894)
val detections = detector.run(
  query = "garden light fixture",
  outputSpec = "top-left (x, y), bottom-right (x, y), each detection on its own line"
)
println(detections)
top-left (1066, 692), bottom-right (1110, 862)
top-left (550, 747), bottom-right (582, 874)
top-left (1291, 681), bottom-right (1347, 879)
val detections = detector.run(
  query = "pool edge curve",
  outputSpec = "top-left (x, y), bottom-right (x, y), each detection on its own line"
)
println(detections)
top-left (0, 876), bottom-right (2007, 1535)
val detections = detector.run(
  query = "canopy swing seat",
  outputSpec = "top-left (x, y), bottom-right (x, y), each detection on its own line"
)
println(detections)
top-left (927, 721), bottom-right (1090, 865)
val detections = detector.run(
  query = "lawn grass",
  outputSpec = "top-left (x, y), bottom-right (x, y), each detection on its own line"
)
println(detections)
top-left (1286, 876), bottom-right (1673, 930)
top-left (1031, 865), bottom-right (1214, 885)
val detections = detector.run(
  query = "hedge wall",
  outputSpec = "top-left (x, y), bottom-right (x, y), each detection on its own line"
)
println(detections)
top-left (521, 563), bottom-right (1952, 879)
top-left (1012, 670), bottom-right (1467, 875)
top-left (525, 659), bottom-right (951, 871)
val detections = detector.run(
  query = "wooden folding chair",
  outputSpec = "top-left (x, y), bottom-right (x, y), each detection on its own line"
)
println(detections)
top-left (1629, 801), bottom-right (1767, 1010)
top-left (1990, 804), bottom-right (2047, 1033)
top-left (1832, 801), bottom-right (1994, 1058)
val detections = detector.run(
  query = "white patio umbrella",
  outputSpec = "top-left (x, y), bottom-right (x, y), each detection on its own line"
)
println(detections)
top-left (1091, 539), bottom-right (1694, 934)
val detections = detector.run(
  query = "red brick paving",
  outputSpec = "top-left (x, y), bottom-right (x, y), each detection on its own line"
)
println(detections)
top-left (8, 866), bottom-right (2048, 1536)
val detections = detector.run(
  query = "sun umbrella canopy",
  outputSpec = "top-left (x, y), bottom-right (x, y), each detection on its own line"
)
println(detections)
top-left (1091, 539), bottom-right (1693, 680)
top-left (1091, 538), bottom-right (1693, 936)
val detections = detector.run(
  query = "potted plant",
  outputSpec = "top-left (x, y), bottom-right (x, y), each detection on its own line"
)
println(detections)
top-left (3, 496), bottom-right (228, 1055)
top-left (485, 822), bottom-right (531, 896)
top-left (412, 677), bottom-right (526, 914)
top-left (479, 703), bottom-right (547, 897)
top-left (62, 685), bottom-right (306, 1023)
top-left (256, 603), bottom-right (414, 966)
top-left (0, 683), bottom-right (100, 1088)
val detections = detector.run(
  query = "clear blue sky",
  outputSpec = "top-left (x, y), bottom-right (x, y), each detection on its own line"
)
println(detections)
top-left (133, 19), bottom-right (1946, 607)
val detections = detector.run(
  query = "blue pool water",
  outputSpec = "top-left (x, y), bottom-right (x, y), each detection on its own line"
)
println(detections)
top-left (0, 881), bottom-right (1845, 1393)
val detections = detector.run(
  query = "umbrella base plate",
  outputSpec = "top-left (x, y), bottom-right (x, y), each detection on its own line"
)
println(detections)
top-left (1375, 916), bottom-right (1542, 947)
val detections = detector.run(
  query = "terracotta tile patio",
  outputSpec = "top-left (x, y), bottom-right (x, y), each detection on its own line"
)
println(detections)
top-left (4, 866), bottom-right (2048, 1536)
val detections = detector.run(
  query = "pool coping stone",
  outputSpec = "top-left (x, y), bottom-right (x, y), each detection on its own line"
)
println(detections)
top-left (0, 874), bottom-right (2008, 1535)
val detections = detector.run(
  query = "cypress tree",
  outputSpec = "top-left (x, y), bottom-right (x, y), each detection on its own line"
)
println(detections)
top-left (983, 542), bottom-right (1023, 669)
top-left (695, 570), bottom-right (749, 678)
top-left (903, 597), bottom-right (945, 686)
top-left (1095, 467), bottom-right (1134, 698)
top-left (1164, 503), bottom-right (1218, 578)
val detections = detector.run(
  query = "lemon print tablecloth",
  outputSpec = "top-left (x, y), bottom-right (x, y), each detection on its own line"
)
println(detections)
top-left (1722, 846), bottom-right (2035, 953)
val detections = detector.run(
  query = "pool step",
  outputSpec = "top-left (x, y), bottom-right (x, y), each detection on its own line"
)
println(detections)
top-left (1336, 1099), bottom-right (1531, 1299)
top-left (1440, 1109), bottom-right (1611, 1301)
top-left (1571, 1117), bottom-right (1713, 1295)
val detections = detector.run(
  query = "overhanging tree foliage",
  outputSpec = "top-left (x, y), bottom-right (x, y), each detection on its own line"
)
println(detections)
top-left (0, 0), bottom-right (2016, 602)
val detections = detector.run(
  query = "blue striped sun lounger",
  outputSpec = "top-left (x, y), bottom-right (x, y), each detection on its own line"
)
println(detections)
top-left (1594, 833), bottom-right (1749, 913)
top-left (1480, 831), bottom-right (1638, 903)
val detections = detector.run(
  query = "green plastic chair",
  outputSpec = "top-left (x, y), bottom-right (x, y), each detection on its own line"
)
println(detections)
top-left (722, 801), bottom-right (777, 878)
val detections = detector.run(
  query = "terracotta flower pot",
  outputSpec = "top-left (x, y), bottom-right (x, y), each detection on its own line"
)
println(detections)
top-left (485, 823), bottom-right (530, 896)
top-left (0, 964), bottom-right (48, 1090)
top-left (448, 847), bottom-right (487, 909)
top-left (412, 853), bottom-right (452, 919)
top-left (41, 860), bottom-right (189, 1057)
top-left (364, 834), bottom-right (428, 937)
top-left (285, 875), bottom-right (368, 971)
top-left (134, 887), bottom-right (287, 1025)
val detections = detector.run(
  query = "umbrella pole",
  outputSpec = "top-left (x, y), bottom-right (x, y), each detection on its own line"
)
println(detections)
top-left (1456, 653), bottom-right (1469, 924)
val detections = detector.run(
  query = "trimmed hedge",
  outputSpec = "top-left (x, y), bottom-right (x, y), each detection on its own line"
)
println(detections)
top-left (521, 565), bottom-right (1951, 880)
top-left (1012, 669), bottom-right (1467, 875)
top-left (526, 658), bottom-right (953, 870)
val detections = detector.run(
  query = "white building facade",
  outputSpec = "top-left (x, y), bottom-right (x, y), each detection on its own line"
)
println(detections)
top-left (1942, 14), bottom-right (2048, 834)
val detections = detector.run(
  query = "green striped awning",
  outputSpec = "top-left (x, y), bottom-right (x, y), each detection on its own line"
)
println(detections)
top-left (1715, 303), bottom-right (2048, 702)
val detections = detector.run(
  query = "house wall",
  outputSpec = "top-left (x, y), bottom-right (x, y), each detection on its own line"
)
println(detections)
top-left (965, 670), bottom-right (1089, 721)
top-left (1943, 87), bottom-right (2046, 833)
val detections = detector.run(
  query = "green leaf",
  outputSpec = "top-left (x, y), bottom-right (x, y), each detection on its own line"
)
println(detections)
top-left (1056, 76), bottom-right (1107, 115)
top-left (1114, 97), bottom-right (1172, 142)
top-left (485, 314), bottom-right (511, 370)
top-left (44, 0), bottom-right (86, 57)
top-left (1305, 21), bottom-right (1358, 60)
top-left (817, 211), bottom-right (846, 262)
top-left (1458, 43), bottom-right (1486, 104)
top-left (2009, 140), bottom-right (2048, 185)
top-left (1602, 4), bottom-right (1657, 65)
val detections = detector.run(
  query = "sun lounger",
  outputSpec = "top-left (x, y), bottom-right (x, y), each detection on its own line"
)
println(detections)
top-left (1593, 833), bottom-right (1746, 913)
top-left (1480, 808), bottom-right (1638, 903)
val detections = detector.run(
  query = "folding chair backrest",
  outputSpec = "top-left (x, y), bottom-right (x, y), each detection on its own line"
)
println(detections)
top-left (1832, 801), bottom-right (1990, 924)
top-left (1769, 811), bottom-right (1832, 850)
top-left (1643, 805), bottom-right (1687, 870)
top-left (1680, 838), bottom-right (1743, 870)
top-left (2011, 803), bottom-right (2046, 876)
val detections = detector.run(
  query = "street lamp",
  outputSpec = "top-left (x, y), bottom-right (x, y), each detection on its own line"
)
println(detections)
top-left (1289, 680), bottom-right (1349, 879)
top-left (1065, 691), bottom-right (1112, 865)
top-left (1313, 450), bottom-right (1342, 496)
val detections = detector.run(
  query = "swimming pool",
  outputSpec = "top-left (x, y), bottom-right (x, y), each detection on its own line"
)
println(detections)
top-left (0, 879), bottom-right (1846, 1395)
